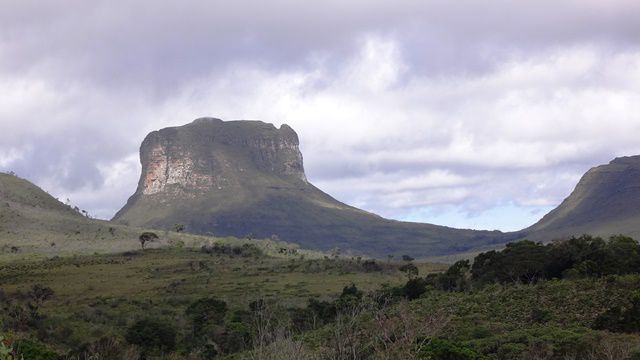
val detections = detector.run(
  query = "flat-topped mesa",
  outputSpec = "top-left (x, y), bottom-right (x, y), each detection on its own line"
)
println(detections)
top-left (136, 118), bottom-right (307, 198)
top-left (114, 118), bottom-right (508, 258)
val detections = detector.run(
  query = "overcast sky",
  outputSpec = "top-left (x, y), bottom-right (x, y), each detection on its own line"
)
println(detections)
top-left (2, 0), bottom-right (640, 231)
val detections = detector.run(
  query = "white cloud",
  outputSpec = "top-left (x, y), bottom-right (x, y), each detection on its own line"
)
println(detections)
top-left (2, 32), bottom-right (640, 231)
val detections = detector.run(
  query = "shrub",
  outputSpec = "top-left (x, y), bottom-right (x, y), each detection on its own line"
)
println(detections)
top-left (14, 339), bottom-right (62, 360)
top-left (403, 278), bottom-right (427, 300)
top-left (335, 284), bottom-right (363, 310)
top-left (185, 297), bottom-right (228, 333)
top-left (125, 319), bottom-right (176, 354)
top-left (593, 292), bottom-right (640, 333)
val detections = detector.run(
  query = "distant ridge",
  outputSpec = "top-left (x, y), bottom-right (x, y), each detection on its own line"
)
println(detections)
top-left (113, 118), bottom-right (511, 257)
top-left (523, 155), bottom-right (640, 241)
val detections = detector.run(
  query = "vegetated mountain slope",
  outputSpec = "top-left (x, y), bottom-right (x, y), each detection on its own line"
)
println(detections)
top-left (113, 118), bottom-right (514, 258)
top-left (0, 172), bottom-right (213, 257)
top-left (524, 156), bottom-right (640, 241)
top-left (0, 172), bottom-right (87, 244)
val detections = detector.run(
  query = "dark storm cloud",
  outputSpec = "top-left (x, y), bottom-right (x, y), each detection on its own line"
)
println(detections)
top-left (2, 0), bottom-right (640, 228)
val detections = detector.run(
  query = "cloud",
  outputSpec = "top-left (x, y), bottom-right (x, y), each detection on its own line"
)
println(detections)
top-left (1, 2), bottom-right (640, 229)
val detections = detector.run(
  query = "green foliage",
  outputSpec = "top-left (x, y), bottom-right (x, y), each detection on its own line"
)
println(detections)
top-left (185, 297), bottom-right (228, 335)
top-left (530, 306), bottom-right (552, 323)
top-left (437, 260), bottom-right (470, 291)
top-left (0, 336), bottom-right (13, 360)
top-left (469, 235), bottom-right (640, 285)
top-left (473, 241), bottom-right (548, 284)
top-left (335, 283), bottom-right (363, 310)
top-left (304, 298), bottom-right (337, 327)
top-left (403, 278), bottom-right (427, 300)
top-left (419, 338), bottom-right (488, 360)
top-left (1, 285), bottom-right (54, 332)
top-left (14, 339), bottom-right (61, 360)
top-left (593, 291), bottom-right (640, 333)
top-left (125, 319), bottom-right (176, 354)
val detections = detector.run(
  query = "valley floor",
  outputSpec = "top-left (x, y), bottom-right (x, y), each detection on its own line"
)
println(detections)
top-left (1, 245), bottom-right (640, 359)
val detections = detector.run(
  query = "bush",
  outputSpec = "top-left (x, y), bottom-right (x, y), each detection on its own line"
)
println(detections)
top-left (125, 319), bottom-right (176, 354)
top-left (335, 284), bottom-right (363, 310)
top-left (593, 292), bottom-right (640, 333)
top-left (403, 278), bottom-right (427, 300)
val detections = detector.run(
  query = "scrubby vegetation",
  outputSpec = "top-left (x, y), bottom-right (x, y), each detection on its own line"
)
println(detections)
top-left (3, 235), bottom-right (640, 359)
top-left (0, 245), bottom-right (443, 359)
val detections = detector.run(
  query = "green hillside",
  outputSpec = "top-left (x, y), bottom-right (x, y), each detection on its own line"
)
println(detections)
top-left (524, 156), bottom-right (640, 242)
top-left (0, 172), bottom-right (311, 260)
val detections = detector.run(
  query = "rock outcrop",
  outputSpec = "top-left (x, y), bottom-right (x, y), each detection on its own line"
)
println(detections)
top-left (134, 118), bottom-right (305, 199)
top-left (113, 118), bottom-right (509, 258)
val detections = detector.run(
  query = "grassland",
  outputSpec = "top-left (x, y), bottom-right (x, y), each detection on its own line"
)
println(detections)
top-left (0, 245), bottom-right (445, 356)
top-left (3, 240), bottom-right (640, 359)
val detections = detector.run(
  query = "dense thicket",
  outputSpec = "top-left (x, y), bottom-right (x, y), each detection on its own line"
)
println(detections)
top-left (446, 235), bottom-right (640, 288)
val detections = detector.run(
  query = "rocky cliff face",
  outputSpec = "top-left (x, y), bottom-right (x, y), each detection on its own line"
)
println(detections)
top-left (134, 118), bottom-right (306, 199)
top-left (113, 118), bottom-right (509, 258)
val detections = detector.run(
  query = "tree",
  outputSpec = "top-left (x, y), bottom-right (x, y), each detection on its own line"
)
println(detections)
top-left (438, 260), bottom-right (470, 291)
top-left (603, 235), bottom-right (640, 275)
top-left (185, 297), bottom-right (228, 336)
top-left (472, 241), bottom-right (547, 284)
top-left (138, 232), bottom-right (159, 249)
